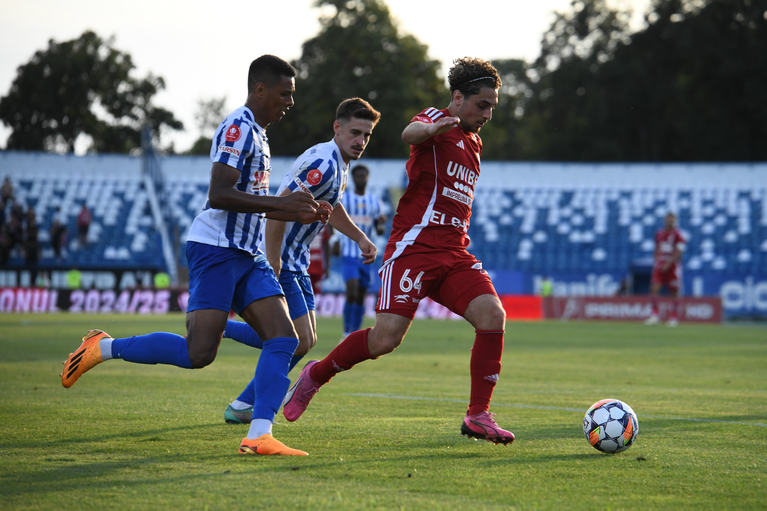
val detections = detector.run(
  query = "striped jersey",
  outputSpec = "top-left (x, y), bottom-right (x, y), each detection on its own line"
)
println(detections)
top-left (276, 139), bottom-right (348, 272)
top-left (186, 106), bottom-right (271, 255)
top-left (383, 106), bottom-right (482, 262)
top-left (341, 191), bottom-right (382, 258)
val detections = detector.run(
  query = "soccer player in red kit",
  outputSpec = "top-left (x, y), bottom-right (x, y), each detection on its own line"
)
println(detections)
top-left (282, 57), bottom-right (514, 445)
top-left (645, 212), bottom-right (686, 326)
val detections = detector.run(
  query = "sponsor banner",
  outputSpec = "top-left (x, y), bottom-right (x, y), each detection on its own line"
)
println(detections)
top-left (542, 296), bottom-right (722, 323)
top-left (0, 288), bottom-right (188, 314)
top-left (524, 272), bottom-right (766, 319)
top-left (0, 268), bottom-right (162, 290)
top-left (687, 273), bottom-right (767, 318)
top-left (0, 288), bottom-right (540, 321)
top-left (501, 295), bottom-right (543, 320)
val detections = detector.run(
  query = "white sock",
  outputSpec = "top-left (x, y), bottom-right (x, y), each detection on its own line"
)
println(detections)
top-left (230, 399), bottom-right (252, 410)
top-left (247, 418), bottom-right (273, 439)
top-left (99, 337), bottom-right (113, 360)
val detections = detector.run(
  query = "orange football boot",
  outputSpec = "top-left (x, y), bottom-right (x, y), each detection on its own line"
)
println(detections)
top-left (238, 434), bottom-right (308, 456)
top-left (61, 329), bottom-right (111, 388)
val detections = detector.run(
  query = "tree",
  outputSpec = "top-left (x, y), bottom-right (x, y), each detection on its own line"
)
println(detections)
top-left (475, 59), bottom-right (532, 160)
top-left (268, 0), bottom-right (446, 158)
top-left (186, 96), bottom-right (227, 155)
top-left (510, 0), bottom-right (767, 161)
top-left (0, 30), bottom-right (182, 154)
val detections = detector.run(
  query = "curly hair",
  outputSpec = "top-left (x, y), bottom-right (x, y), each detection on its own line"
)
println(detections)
top-left (448, 57), bottom-right (501, 97)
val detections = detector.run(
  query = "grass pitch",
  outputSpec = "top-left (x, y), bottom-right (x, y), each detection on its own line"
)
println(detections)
top-left (0, 313), bottom-right (765, 510)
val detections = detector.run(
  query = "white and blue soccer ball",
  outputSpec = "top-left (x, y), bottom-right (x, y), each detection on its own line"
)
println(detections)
top-left (583, 399), bottom-right (639, 453)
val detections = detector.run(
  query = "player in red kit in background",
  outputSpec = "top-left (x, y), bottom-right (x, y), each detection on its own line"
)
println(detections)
top-left (282, 57), bottom-right (515, 446)
top-left (645, 212), bottom-right (686, 326)
top-left (307, 225), bottom-right (331, 294)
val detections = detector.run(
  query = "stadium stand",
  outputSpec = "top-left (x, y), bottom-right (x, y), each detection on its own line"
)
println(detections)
top-left (1, 152), bottom-right (764, 315)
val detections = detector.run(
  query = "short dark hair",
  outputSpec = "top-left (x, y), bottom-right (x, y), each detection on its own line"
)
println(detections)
top-left (351, 165), bottom-right (369, 176)
top-left (448, 57), bottom-right (501, 98)
top-left (247, 55), bottom-right (296, 91)
top-left (335, 97), bottom-right (381, 125)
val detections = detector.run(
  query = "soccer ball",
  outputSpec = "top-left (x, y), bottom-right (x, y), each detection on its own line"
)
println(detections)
top-left (583, 399), bottom-right (638, 453)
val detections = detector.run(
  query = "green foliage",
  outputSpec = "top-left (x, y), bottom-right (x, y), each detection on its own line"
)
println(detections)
top-left (1, 313), bottom-right (766, 509)
top-left (184, 97), bottom-right (227, 155)
top-left (503, 0), bottom-right (767, 161)
top-left (268, 0), bottom-right (446, 158)
top-left (0, 31), bottom-right (182, 154)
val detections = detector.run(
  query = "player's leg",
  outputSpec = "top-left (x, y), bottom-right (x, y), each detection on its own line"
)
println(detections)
top-left (646, 269), bottom-right (662, 324)
top-left (283, 256), bottom-right (427, 422)
top-left (667, 270), bottom-right (681, 326)
top-left (223, 271), bottom-right (312, 358)
top-left (343, 278), bottom-right (360, 336)
top-left (438, 257), bottom-right (514, 445)
top-left (342, 256), bottom-right (360, 337)
top-left (61, 242), bottom-right (238, 388)
top-left (351, 262), bottom-right (372, 332)
top-left (223, 319), bottom-right (264, 349)
top-left (225, 272), bottom-right (317, 424)
top-left (236, 295), bottom-right (306, 455)
top-left (282, 312), bottom-right (411, 422)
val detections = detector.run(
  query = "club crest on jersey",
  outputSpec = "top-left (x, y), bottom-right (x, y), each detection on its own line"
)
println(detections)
top-left (225, 125), bottom-right (241, 142)
top-left (306, 169), bottom-right (322, 186)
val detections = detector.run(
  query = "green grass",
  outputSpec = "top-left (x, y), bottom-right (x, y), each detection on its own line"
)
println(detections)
top-left (1, 314), bottom-right (765, 510)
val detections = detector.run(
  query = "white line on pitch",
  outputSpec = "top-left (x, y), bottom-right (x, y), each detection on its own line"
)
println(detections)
top-left (345, 392), bottom-right (767, 427)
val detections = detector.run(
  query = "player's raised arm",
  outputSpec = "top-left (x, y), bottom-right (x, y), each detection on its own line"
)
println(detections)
top-left (401, 116), bottom-right (460, 146)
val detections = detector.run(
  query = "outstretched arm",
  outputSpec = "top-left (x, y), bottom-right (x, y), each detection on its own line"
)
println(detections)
top-left (208, 162), bottom-right (320, 223)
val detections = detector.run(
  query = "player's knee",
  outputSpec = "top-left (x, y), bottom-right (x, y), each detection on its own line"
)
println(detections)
top-left (477, 304), bottom-right (506, 331)
top-left (188, 347), bottom-right (217, 368)
top-left (368, 330), bottom-right (404, 357)
top-left (295, 334), bottom-right (316, 357)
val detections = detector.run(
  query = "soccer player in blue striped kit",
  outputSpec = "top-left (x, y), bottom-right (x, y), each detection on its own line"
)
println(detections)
top-left (339, 164), bottom-right (386, 338)
top-left (222, 98), bottom-right (381, 424)
top-left (61, 55), bottom-right (326, 456)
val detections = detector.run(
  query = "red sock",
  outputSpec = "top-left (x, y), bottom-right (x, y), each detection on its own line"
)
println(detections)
top-left (670, 298), bottom-right (678, 319)
top-left (468, 330), bottom-right (504, 416)
top-left (310, 328), bottom-right (371, 385)
top-left (651, 297), bottom-right (659, 316)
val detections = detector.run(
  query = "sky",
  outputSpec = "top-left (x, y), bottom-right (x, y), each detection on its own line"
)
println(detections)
top-left (0, 0), bottom-right (649, 152)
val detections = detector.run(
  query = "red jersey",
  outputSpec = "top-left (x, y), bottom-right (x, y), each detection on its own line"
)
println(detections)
top-left (308, 225), bottom-right (330, 276)
top-left (654, 228), bottom-right (686, 269)
top-left (385, 107), bottom-right (482, 260)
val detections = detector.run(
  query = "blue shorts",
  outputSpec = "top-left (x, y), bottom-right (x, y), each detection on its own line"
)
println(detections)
top-left (186, 241), bottom-right (283, 314)
top-left (279, 270), bottom-right (315, 320)
top-left (342, 256), bottom-right (372, 289)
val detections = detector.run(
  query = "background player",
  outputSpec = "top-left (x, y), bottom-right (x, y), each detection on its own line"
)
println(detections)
top-left (308, 224), bottom-right (332, 294)
top-left (282, 57), bottom-right (515, 446)
top-left (61, 55), bottom-right (323, 456)
top-left (222, 98), bottom-right (380, 423)
top-left (338, 164), bottom-right (386, 338)
top-left (645, 212), bottom-right (686, 326)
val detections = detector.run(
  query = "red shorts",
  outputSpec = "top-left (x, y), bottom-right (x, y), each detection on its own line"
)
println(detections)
top-left (651, 264), bottom-right (681, 293)
top-left (376, 246), bottom-right (497, 319)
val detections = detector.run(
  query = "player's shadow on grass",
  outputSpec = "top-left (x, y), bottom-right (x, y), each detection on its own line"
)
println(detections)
top-left (0, 422), bottom-right (224, 450)
top-left (0, 459), bottom-right (223, 498)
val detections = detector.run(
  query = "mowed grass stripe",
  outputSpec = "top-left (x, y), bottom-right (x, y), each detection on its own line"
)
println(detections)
top-left (345, 392), bottom-right (767, 427)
